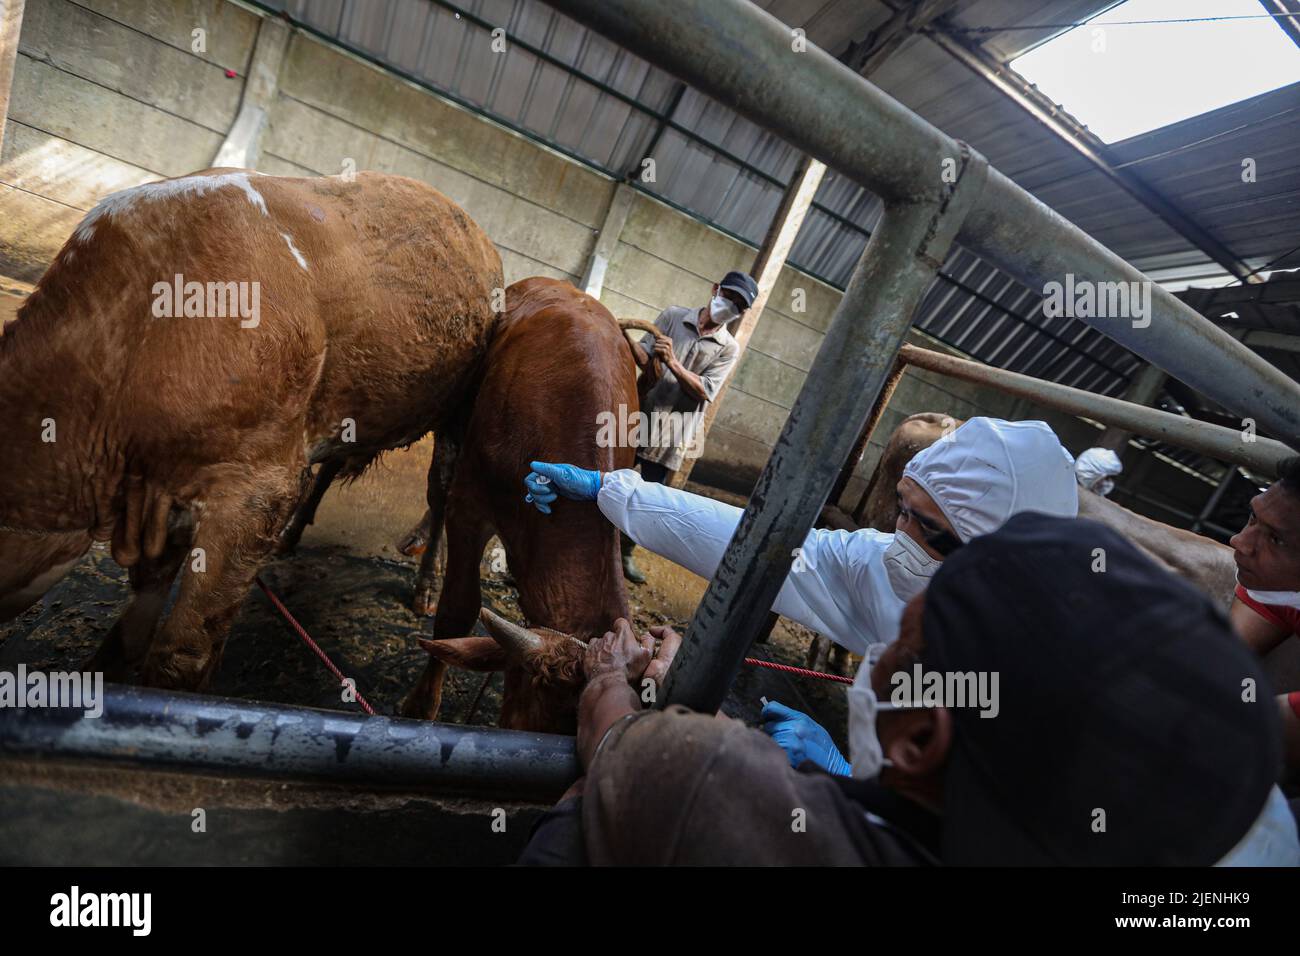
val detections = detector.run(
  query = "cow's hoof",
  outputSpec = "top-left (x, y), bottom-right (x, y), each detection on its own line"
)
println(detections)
top-left (411, 588), bottom-right (437, 617)
top-left (276, 524), bottom-right (305, 555)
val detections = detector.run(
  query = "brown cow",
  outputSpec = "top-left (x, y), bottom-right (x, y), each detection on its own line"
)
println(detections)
top-left (399, 277), bottom-right (639, 731)
top-left (0, 169), bottom-right (502, 689)
top-left (856, 412), bottom-right (961, 532)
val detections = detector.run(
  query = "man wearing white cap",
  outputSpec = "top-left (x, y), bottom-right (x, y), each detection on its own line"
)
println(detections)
top-left (524, 417), bottom-right (1079, 774)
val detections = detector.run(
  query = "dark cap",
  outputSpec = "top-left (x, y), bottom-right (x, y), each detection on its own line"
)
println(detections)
top-left (718, 271), bottom-right (758, 309)
top-left (921, 511), bottom-right (1279, 866)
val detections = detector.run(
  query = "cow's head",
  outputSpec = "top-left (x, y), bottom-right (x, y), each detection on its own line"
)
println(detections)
top-left (417, 607), bottom-right (589, 734)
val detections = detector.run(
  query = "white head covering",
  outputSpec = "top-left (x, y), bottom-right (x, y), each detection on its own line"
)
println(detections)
top-left (902, 418), bottom-right (1078, 543)
top-left (1074, 446), bottom-right (1123, 496)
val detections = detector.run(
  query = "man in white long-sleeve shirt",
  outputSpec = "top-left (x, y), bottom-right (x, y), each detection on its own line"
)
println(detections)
top-left (524, 417), bottom-right (1080, 775)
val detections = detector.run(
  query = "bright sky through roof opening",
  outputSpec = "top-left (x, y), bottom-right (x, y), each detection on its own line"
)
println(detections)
top-left (1009, 0), bottom-right (1300, 144)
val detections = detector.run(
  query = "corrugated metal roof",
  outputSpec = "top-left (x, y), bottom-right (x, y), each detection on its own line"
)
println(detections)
top-left (261, 0), bottom-right (1300, 455)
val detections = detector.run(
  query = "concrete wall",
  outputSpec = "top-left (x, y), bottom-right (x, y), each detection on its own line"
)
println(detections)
top-left (0, 0), bottom-right (1212, 520)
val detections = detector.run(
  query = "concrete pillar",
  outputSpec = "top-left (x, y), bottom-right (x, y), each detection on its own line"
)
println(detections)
top-left (671, 155), bottom-right (826, 486)
top-left (0, 0), bottom-right (25, 159)
top-left (580, 182), bottom-right (635, 298)
top-left (1098, 362), bottom-right (1168, 451)
top-left (213, 16), bottom-right (291, 169)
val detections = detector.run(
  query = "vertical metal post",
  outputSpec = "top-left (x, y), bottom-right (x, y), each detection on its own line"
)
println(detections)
top-left (660, 149), bottom-right (988, 712)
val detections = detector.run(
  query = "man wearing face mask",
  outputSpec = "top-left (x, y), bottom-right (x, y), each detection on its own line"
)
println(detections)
top-left (518, 513), bottom-right (1295, 865)
top-left (1228, 456), bottom-right (1300, 776)
top-left (617, 271), bottom-right (753, 583)
top-left (525, 417), bottom-right (1078, 771)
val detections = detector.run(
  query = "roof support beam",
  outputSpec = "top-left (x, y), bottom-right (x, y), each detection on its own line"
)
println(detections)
top-left (922, 18), bottom-right (1261, 284)
top-left (1260, 0), bottom-right (1300, 51)
top-left (1179, 278), bottom-right (1300, 310)
top-left (1242, 329), bottom-right (1300, 354)
top-left (843, 0), bottom-right (968, 74)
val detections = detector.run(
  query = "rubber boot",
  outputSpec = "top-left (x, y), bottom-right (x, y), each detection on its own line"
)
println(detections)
top-left (620, 533), bottom-right (647, 584)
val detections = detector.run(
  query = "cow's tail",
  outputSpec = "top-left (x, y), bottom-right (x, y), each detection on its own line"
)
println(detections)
top-left (617, 318), bottom-right (665, 381)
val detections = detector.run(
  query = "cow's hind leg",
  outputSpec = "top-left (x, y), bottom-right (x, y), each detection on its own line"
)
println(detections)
top-left (413, 431), bottom-right (462, 616)
top-left (84, 513), bottom-right (194, 682)
top-left (401, 491), bottom-right (491, 720)
top-left (278, 458), bottom-right (344, 554)
top-left (138, 469), bottom-right (299, 690)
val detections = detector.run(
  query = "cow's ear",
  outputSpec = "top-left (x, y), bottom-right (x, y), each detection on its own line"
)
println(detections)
top-left (418, 636), bottom-right (508, 672)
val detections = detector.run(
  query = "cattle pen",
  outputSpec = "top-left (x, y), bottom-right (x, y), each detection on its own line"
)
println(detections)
top-left (3, 0), bottom-right (1300, 875)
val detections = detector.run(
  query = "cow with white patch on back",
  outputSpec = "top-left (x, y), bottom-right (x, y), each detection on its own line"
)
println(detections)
top-left (0, 168), bottom-right (503, 690)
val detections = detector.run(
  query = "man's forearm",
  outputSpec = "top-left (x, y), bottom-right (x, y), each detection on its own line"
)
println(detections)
top-left (577, 671), bottom-right (642, 769)
top-left (669, 360), bottom-right (709, 402)
top-left (1230, 598), bottom-right (1290, 656)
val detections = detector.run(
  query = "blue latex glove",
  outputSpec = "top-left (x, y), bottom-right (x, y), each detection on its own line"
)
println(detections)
top-left (524, 460), bottom-right (603, 514)
top-left (760, 700), bottom-right (851, 776)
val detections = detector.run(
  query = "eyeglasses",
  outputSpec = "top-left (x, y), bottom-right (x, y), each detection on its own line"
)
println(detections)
top-left (896, 494), bottom-right (963, 557)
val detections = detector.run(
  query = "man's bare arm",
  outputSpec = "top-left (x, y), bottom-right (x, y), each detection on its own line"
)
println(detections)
top-left (654, 337), bottom-right (710, 402)
top-left (576, 620), bottom-right (684, 769)
top-left (1230, 597), bottom-right (1291, 656)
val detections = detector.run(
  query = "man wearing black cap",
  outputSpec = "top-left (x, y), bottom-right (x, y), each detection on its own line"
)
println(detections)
top-left (528, 512), bottom-right (1293, 865)
top-left (620, 270), bottom-right (755, 582)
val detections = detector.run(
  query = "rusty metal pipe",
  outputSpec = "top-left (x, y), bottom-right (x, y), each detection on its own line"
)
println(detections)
top-left (900, 345), bottom-right (1290, 477)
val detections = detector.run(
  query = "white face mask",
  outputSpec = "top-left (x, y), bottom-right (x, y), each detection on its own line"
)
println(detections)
top-left (847, 645), bottom-right (914, 780)
top-left (1243, 587), bottom-right (1300, 609)
top-left (1235, 570), bottom-right (1300, 609)
top-left (708, 295), bottom-right (740, 325)
top-left (883, 530), bottom-right (941, 603)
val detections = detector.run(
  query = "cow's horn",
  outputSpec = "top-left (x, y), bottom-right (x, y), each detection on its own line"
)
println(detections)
top-left (535, 624), bottom-right (588, 651)
top-left (479, 607), bottom-right (543, 655)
